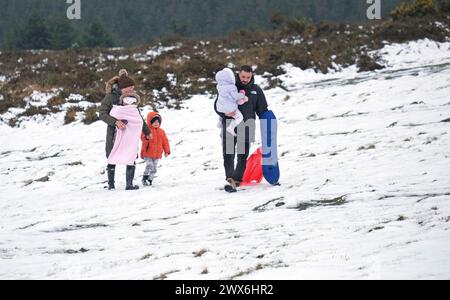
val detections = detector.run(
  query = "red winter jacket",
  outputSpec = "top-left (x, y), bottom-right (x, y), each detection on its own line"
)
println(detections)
top-left (141, 112), bottom-right (170, 159)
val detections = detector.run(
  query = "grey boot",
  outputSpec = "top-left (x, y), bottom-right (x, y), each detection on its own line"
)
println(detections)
top-left (126, 165), bottom-right (139, 190)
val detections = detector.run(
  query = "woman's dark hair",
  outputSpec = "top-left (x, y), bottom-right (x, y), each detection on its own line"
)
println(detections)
top-left (240, 65), bottom-right (253, 73)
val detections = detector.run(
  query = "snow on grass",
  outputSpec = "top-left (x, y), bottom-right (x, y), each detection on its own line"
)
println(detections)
top-left (131, 44), bottom-right (183, 62)
top-left (0, 91), bottom-right (98, 127)
top-left (0, 89), bottom-right (63, 125)
top-left (374, 38), bottom-right (450, 70)
top-left (146, 44), bottom-right (182, 59)
top-left (281, 36), bottom-right (303, 45)
top-left (24, 90), bottom-right (60, 108)
top-left (278, 63), bottom-right (359, 89)
top-left (67, 94), bottom-right (85, 103)
top-left (166, 73), bottom-right (177, 87)
top-left (62, 94), bottom-right (97, 111)
top-left (0, 40), bottom-right (449, 279)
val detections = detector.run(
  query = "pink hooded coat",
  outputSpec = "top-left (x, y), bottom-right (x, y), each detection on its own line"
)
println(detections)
top-left (107, 105), bottom-right (143, 165)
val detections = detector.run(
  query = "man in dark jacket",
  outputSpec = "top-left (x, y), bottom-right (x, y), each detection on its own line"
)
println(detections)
top-left (214, 65), bottom-right (268, 189)
top-left (99, 69), bottom-right (150, 190)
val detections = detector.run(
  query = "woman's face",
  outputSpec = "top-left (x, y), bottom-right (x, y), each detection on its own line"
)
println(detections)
top-left (121, 86), bottom-right (135, 94)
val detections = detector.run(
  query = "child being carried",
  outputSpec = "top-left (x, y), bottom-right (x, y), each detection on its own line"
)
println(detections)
top-left (215, 68), bottom-right (248, 136)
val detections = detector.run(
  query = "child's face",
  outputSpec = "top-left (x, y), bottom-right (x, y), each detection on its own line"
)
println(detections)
top-left (122, 96), bottom-right (137, 106)
top-left (152, 121), bottom-right (160, 128)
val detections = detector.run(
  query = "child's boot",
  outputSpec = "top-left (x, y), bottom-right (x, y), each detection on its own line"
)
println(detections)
top-left (142, 175), bottom-right (151, 186)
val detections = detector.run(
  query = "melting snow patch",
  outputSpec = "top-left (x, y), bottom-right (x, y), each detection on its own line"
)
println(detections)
top-left (373, 39), bottom-right (450, 70)
top-left (281, 36), bottom-right (303, 45)
top-left (434, 22), bottom-right (448, 31)
top-left (222, 48), bottom-right (240, 54)
top-left (108, 47), bottom-right (124, 51)
top-left (254, 75), bottom-right (269, 90)
top-left (146, 43), bottom-right (182, 60)
top-left (0, 108), bottom-right (24, 125)
top-left (278, 39), bottom-right (450, 90)
top-left (167, 74), bottom-right (177, 87)
top-left (67, 94), bottom-right (85, 103)
top-left (227, 62), bottom-right (236, 69)
top-left (24, 90), bottom-right (60, 108)
top-left (277, 63), bottom-right (358, 89)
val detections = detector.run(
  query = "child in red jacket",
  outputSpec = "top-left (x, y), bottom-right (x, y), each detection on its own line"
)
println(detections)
top-left (141, 112), bottom-right (170, 186)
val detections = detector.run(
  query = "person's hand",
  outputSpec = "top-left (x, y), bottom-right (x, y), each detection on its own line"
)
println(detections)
top-left (238, 96), bottom-right (249, 106)
top-left (239, 90), bottom-right (246, 94)
top-left (115, 120), bottom-right (126, 129)
top-left (145, 134), bottom-right (151, 140)
top-left (165, 153), bottom-right (170, 157)
top-left (226, 111), bottom-right (237, 117)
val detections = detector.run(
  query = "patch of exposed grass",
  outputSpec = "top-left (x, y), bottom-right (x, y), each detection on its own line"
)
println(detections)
top-left (35, 176), bottom-right (50, 182)
top-left (292, 195), bottom-right (347, 211)
top-left (153, 270), bottom-right (180, 280)
top-left (358, 144), bottom-right (376, 151)
top-left (24, 175), bottom-right (50, 186)
top-left (397, 215), bottom-right (407, 221)
top-left (357, 54), bottom-right (385, 72)
top-left (368, 226), bottom-right (385, 233)
top-left (193, 249), bottom-right (208, 257)
top-left (83, 106), bottom-right (99, 125)
top-left (48, 96), bottom-right (66, 107)
top-left (139, 253), bottom-right (153, 261)
top-left (18, 106), bottom-right (60, 118)
top-left (253, 197), bottom-right (285, 212)
top-left (201, 268), bottom-right (209, 275)
top-left (64, 106), bottom-right (84, 125)
top-left (229, 261), bottom-right (286, 280)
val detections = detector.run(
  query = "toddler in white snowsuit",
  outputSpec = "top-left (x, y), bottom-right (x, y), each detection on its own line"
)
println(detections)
top-left (215, 68), bottom-right (248, 136)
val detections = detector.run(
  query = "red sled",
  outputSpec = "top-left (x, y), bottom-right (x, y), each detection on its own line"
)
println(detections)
top-left (241, 147), bottom-right (263, 186)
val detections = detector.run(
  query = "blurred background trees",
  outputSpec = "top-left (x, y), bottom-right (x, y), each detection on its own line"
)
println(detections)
top-left (0, 0), bottom-right (442, 50)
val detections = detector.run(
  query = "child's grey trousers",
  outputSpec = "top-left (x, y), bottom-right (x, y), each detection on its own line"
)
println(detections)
top-left (144, 158), bottom-right (159, 180)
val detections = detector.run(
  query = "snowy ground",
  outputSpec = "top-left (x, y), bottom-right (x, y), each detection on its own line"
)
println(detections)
top-left (0, 39), bottom-right (449, 279)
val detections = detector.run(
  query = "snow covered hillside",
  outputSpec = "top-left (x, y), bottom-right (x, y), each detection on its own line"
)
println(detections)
top-left (0, 39), bottom-right (449, 279)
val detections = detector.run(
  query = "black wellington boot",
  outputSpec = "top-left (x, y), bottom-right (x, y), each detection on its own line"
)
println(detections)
top-left (107, 165), bottom-right (116, 191)
top-left (142, 175), bottom-right (151, 186)
top-left (126, 165), bottom-right (139, 190)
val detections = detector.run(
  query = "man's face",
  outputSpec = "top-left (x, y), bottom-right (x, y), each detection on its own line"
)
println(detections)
top-left (121, 86), bottom-right (135, 94)
top-left (239, 71), bottom-right (253, 85)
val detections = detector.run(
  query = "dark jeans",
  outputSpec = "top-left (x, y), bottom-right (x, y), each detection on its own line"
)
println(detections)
top-left (221, 118), bottom-right (250, 182)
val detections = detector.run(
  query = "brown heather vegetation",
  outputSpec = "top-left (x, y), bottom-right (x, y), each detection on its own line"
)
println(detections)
top-left (0, 1), bottom-right (449, 126)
